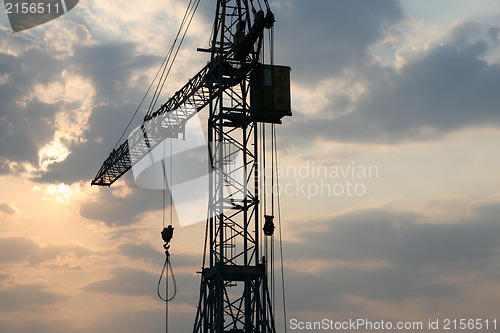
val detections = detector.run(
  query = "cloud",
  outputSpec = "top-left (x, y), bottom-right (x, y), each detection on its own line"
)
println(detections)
top-left (118, 243), bottom-right (164, 262)
top-left (284, 21), bottom-right (500, 144)
top-left (35, 101), bottom-right (144, 184)
top-left (291, 206), bottom-right (500, 266)
top-left (276, 0), bottom-right (403, 83)
top-left (0, 19), bottom-right (163, 183)
top-left (40, 0), bottom-right (407, 221)
top-left (0, 52), bottom-right (60, 170)
top-left (82, 266), bottom-right (197, 299)
top-left (0, 284), bottom-right (66, 311)
top-left (0, 27), bottom-right (83, 175)
top-left (79, 181), bottom-right (172, 226)
top-left (71, 42), bottom-right (160, 101)
top-left (118, 242), bottom-right (201, 268)
top-left (282, 202), bottom-right (500, 311)
top-left (0, 237), bottom-right (40, 263)
top-left (0, 273), bottom-right (9, 284)
top-left (81, 266), bottom-right (201, 324)
top-left (0, 237), bottom-right (92, 264)
top-left (33, 38), bottom-right (171, 185)
top-left (0, 201), bottom-right (19, 215)
top-left (83, 267), bottom-right (158, 297)
top-left (0, 318), bottom-right (58, 333)
top-left (73, 307), bottom-right (195, 333)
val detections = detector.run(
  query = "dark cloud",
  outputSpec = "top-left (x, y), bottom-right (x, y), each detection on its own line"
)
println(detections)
top-left (0, 29), bottom-right (162, 181)
top-left (0, 237), bottom-right (91, 264)
top-left (105, 226), bottom-right (152, 242)
top-left (29, 243), bottom-right (91, 265)
top-left (9, 47), bottom-right (63, 85)
top-left (72, 42), bottom-right (160, 101)
top-left (0, 273), bottom-right (9, 284)
top-left (0, 284), bottom-right (66, 311)
top-left (82, 266), bottom-right (197, 303)
top-left (0, 202), bottom-right (18, 215)
top-left (119, 242), bottom-right (202, 268)
top-left (0, 237), bottom-right (40, 262)
top-left (5, 0), bottom-right (405, 184)
top-left (43, 0), bottom-right (406, 225)
top-left (79, 180), bottom-right (172, 227)
top-left (292, 206), bottom-right (500, 266)
top-left (73, 307), bottom-right (195, 333)
top-left (284, 22), bottom-right (500, 144)
top-left (35, 101), bottom-right (145, 184)
top-left (0, 318), bottom-right (57, 333)
top-left (83, 267), bottom-right (159, 297)
top-left (0, 49), bottom-right (62, 170)
top-left (473, 201), bottom-right (500, 221)
top-left (34, 39), bottom-right (172, 185)
top-left (282, 202), bottom-right (500, 311)
top-left (0, 33), bottom-right (103, 177)
top-left (275, 0), bottom-right (403, 83)
top-left (119, 243), bottom-right (164, 262)
top-left (488, 25), bottom-right (500, 41)
top-left (169, 252), bottom-right (203, 268)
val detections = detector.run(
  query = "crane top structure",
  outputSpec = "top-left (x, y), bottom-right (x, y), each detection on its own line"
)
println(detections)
top-left (92, 0), bottom-right (291, 331)
top-left (91, 0), bottom-right (289, 187)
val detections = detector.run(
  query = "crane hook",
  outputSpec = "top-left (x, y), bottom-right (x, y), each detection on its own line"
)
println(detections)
top-left (161, 225), bottom-right (174, 251)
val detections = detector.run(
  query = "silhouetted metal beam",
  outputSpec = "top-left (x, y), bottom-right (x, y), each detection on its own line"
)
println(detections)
top-left (91, 61), bottom-right (253, 186)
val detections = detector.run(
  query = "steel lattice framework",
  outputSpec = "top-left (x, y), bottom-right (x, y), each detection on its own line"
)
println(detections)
top-left (90, 60), bottom-right (254, 187)
top-left (193, 1), bottom-right (279, 331)
top-left (91, 0), bottom-right (290, 332)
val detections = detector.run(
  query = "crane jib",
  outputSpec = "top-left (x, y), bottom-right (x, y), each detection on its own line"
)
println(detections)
top-left (91, 5), bottom-right (283, 188)
top-left (91, 61), bottom-right (255, 186)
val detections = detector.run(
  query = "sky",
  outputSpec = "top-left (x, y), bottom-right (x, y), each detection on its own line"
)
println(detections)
top-left (1, 0), bottom-right (500, 332)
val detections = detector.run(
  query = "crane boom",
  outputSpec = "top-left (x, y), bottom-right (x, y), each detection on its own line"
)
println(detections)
top-left (91, 59), bottom-right (254, 186)
top-left (91, 7), bottom-right (273, 187)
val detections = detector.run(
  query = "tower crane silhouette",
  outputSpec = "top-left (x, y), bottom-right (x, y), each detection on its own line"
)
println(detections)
top-left (92, 1), bottom-right (291, 331)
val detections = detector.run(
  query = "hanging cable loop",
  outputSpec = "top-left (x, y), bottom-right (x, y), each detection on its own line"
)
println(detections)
top-left (157, 227), bottom-right (177, 303)
top-left (157, 251), bottom-right (177, 302)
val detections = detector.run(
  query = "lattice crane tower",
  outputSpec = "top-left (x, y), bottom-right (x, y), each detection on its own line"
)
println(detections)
top-left (91, 1), bottom-right (291, 332)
